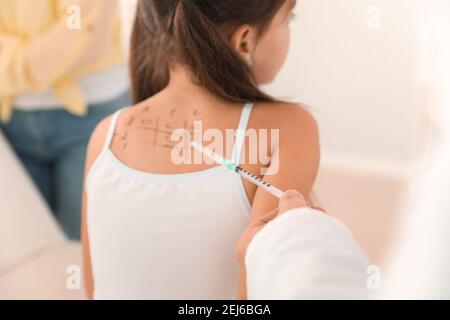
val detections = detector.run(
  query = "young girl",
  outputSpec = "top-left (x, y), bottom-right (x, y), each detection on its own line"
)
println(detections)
top-left (82, 0), bottom-right (319, 300)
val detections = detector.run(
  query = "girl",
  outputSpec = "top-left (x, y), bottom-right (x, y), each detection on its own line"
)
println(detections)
top-left (82, 0), bottom-right (319, 299)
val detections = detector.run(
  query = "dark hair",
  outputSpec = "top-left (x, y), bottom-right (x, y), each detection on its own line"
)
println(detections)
top-left (130, 0), bottom-right (287, 104)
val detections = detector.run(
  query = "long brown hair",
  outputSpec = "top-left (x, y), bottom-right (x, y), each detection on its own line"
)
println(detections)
top-left (130, 0), bottom-right (287, 104)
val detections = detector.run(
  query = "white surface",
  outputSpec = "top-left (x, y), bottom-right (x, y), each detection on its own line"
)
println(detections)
top-left (381, 0), bottom-right (450, 299)
top-left (0, 131), bottom-right (87, 300)
top-left (0, 131), bottom-right (65, 273)
top-left (0, 242), bottom-right (86, 300)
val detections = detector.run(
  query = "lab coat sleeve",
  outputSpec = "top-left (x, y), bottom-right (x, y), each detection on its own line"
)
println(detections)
top-left (245, 208), bottom-right (371, 300)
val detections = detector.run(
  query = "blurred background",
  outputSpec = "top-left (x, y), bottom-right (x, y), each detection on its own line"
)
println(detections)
top-left (269, 0), bottom-right (428, 266)
top-left (0, 0), bottom-right (448, 299)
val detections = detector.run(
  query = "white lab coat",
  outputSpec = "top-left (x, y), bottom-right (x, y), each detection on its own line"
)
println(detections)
top-left (246, 208), bottom-right (371, 300)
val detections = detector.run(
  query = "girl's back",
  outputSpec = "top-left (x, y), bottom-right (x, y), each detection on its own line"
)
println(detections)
top-left (82, 0), bottom-right (320, 299)
top-left (85, 99), bottom-right (254, 299)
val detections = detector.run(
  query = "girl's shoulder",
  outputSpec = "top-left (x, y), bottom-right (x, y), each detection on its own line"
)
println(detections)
top-left (84, 113), bottom-right (116, 179)
top-left (87, 103), bottom-right (141, 148)
top-left (251, 101), bottom-right (318, 135)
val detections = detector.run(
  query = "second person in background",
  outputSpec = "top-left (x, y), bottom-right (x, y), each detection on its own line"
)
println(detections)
top-left (0, 0), bottom-right (130, 239)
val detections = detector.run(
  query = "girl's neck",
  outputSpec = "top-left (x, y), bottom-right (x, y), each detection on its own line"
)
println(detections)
top-left (163, 64), bottom-right (233, 109)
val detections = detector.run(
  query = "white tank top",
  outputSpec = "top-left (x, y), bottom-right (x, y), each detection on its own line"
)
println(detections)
top-left (86, 103), bottom-right (254, 300)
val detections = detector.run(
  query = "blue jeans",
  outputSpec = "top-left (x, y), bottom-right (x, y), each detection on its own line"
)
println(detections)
top-left (0, 91), bottom-right (131, 240)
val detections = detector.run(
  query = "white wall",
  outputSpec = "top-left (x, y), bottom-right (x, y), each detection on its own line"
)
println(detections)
top-left (263, 0), bottom-right (429, 262)
top-left (265, 0), bottom-right (427, 167)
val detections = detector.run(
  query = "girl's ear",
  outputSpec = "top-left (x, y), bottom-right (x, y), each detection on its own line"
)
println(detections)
top-left (230, 25), bottom-right (256, 66)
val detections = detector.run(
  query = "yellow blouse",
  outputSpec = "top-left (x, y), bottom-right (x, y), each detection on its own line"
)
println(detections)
top-left (0, 0), bottom-right (125, 122)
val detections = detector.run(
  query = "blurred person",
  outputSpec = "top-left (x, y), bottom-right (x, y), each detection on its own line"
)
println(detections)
top-left (0, 0), bottom-right (130, 239)
top-left (380, 0), bottom-right (450, 299)
top-left (381, 127), bottom-right (450, 299)
top-left (82, 0), bottom-right (320, 299)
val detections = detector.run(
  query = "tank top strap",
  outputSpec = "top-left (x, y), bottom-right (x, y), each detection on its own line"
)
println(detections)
top-left (231, 103), bottom-right (254, 166)
top-left (103, 108), bottom-right (127, 152)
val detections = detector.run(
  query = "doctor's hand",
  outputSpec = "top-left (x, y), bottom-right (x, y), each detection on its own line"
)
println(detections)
top-left (235, 190), bottom-right (311, 300)
top-left (279, 189), bottom-right (311, 214)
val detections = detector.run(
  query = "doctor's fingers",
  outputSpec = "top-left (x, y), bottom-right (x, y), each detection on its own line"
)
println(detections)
top-left (278, 190), bottom-right (308, 215)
